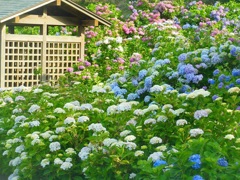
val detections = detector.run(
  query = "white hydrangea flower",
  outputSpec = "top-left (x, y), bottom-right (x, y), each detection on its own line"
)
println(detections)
top-left (157, 115), bottom-right (168, 122)
top-left (228, 87), bottom-right (240, 93)
top-left (49, 142), bottom-right (61, 152)
top-left (162, 104), bottom-right (173, 111)
top-left (88, 123), bottom-right (106, 132)
top-left (65, 148), bottom-right (76, 155)
top-left (15, 96), bottom-right (26, 101)
top-left (15, 116), bottom-right (27, 124)
top-left (117, 102), bottom-right (132, 112)
top-left (133, 109), bottom-right (145, 116)
top-left (13, 138), bottom-right (23, 144)
top-left (170, 108), bottom-right (185, 116)
top-left (124, 142), bottom-right (137, 150)
top-left (134, 150), bottom-right (144, 157)
top-left (31, 139), bottom-right (41, 146)
top-left (4, 97), bottom-right (13, 103)
top-left (224, 134), bottom-right (235, 140)
top-left (28, 104), bottom-right (40, 113)
top-left (78, 147), bottom-right (91, 161)
top-left (9, 157), bottom-right (21, 166)
top-left (54, 158), bottom-right (63, 165)
top-left (148, 152), bottom-right (164, 162)
top-left (12, 108), bottom-right (22, 114)
top-left (150, 137), bottom-right (162, 144)
top-left (111, 140), bottom-right (125, 148)
top-left (7, 129), bottom-right (16, 135)
top-left (116, 36), bottom-right (123, 43)
top-left (40, 131), bottom-right (53, 139)
top-left (3, 150), bottom-right (9, 156)
top-left (27, 132), bottom-right (40, 140)
top-left (189, 128), bottom-right (204, 137)
top-left (33, 88), bottom-right (43, 93)
top-left (176, 119), bottom-right (188, 126)
top-left (29, 120), bottom-right (40, 127)
top-left (64, 117), bottom-right (75, 125)
top-left (20, 152), bottom-right (28, 160)
top-left (55, 127), bottom-right (65, 134)
top-left (107, 105), bottom-right (118, 115)
top-left (144, 118), bottom-right (156, 125)
top-left (47, 103), bottom-right (53, 107)
top-left (147, 104), bottom-right (159, 111)
top-left (187, 89), bottom-right (210, 99)
top-left (40, 158), bottom-right (50, 168)
top-left (49, 135), bottom-right (58, 142)
top-left (120, 130), bottom-right (131, 137)
top-left (91, 85), bottom-right (107, 93)
top-left (124, 135), bottom-right (136, 142)
top-left (156, 145), bottom-right (167, 151)
top-left (46, 115), bottom-right (56, 119)
top-left (63, 103), bottom-right (77, 110)
top-left (54, 108), bottom-right (66, 114)
top-left (60, 162), bottom-right (73, 170)
top-left (150, 85), bottom-right (164, 92)
top-left (15, 145), bottom-right (25, 153)
top-left (103, 138), bottom-right (118, 147)
top-left (126, 119), bottom-right (137, 126)
top-left (8, 169), bottom-right (19, 180)
top-left (129, 173), bottom-right (136, 179)
top-left (80, 103), bottom-right (93, 110)
top-left (78, 116), bottom-right (90, 123)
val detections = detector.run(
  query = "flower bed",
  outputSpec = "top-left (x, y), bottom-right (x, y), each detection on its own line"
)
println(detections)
top-left (0, 1), bottom-right (240, 179)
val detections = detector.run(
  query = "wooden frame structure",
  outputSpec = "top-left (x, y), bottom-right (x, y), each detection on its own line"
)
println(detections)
top-left (0, 0), bottom-right (111, 88)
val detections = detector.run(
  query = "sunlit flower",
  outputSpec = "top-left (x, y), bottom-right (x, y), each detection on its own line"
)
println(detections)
top-left (224, 134), bottom-right (235, 140)
top-left (150, 137), bottom-right (162, 144)
top-left (40, 158), bottom-right (50, 168)
top-left (49, 142), bottom-right (61, 152)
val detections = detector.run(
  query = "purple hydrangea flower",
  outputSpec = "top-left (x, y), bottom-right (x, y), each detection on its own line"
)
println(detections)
top-left (212, 95), bottom-right (219, 101)
top-left (218, 82), bottom-right (224, 89)
top-left (178, 53), bottom-right (187, 62)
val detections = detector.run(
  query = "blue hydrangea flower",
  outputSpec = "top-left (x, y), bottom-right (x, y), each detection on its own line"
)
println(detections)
top-left (127, 93), bottom-right (139, 101)
top-left (201, 49), bottom-right (209, 56)
top-left (183, 23), bottom-right (191, 29)
top-left (211, 54), bottom-right (222, 65)
top-left (208, 79), bottom-right (215, 84)
top-left (179, 85), bottom-right (191, 93)
top-left (218, 82), bottom-right (224, 89)
top-left (213, 69), bottom-right (220, 76)
top-left (201, 54), bottom-right (210, 64)
top-left (218, 74), bottom-right (226, 82)
top-left (236, 79), bottom-right (240, 85)
top-left (112, 86), bottom-right (127, 96)
top-left (110, 82), bottom-right (118, 89)
top-left (218, 158), bottom-right (228, 167)
top-left (144, 76), bottom-right (153, 89)
top-left (230, 46), bottom-right (237, 56)
top-left (178, 53), bottom-right (187, 62)
top-left (225, 76), bottom-right (231, 82)
top-left (193, 175), bottom-right (204, 180)
top-left (138, 69), bottom-right (148, 80)
top-left (229, 83), bottom-right (235, 88)
top-left (132, 78), bottom-right (139, 86)
top-left (136, 87), bottom-right (147, 95)
top-left (189, 154), bottom-right (201, 170)
top-left (144, 96), bottom-right (151, 103)
top-left (212, 95), bottom-right (219, 100)
top-left (153, 159), bottom-right (167, 167)
top-left (232, 69), bottom-right (240, 76)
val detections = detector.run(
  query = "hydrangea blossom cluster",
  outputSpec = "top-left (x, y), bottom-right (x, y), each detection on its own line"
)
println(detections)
top-left (189, 154), bottom-right (201, 169)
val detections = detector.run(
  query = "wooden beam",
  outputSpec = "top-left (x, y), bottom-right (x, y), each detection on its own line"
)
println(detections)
top-left (79, 26), bottom-right (85, 60)
top-left (0, 24), bottom-right (6, 88)
top-left (81, 20), bottom-right (99, 26)
top-left (7, 15), bottom-right (80, 26)
top-left (56, 0), bottom-right (61, 6)
top-left (15, 16), bottom-right (20, 23)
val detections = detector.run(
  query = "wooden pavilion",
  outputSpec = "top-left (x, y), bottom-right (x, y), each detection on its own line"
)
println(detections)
top-left (0, 0), bottom-right (111, 88)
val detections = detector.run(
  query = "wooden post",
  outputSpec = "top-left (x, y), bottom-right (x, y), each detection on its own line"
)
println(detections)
top-left (79, 26), bottom-right (85, 61)
top-left (0, 24), bottom-right (6, 88)
top-left (41, 8), bottom-right (47, 82)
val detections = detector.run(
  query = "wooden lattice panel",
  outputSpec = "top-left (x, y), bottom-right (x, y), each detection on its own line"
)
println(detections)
top-left (5, 41), bottom-right (42, 87)
top-left (46, 42), bottom-right (80, 82)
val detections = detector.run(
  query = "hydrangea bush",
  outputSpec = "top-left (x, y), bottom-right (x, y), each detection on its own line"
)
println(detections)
top-left (0, 0), bottom-right (240, 179)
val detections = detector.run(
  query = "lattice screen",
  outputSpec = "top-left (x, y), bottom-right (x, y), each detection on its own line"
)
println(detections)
top-left (5, 41), bottom-right (42, 87)
top-left (46, 42), bottom-right (80, 82)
